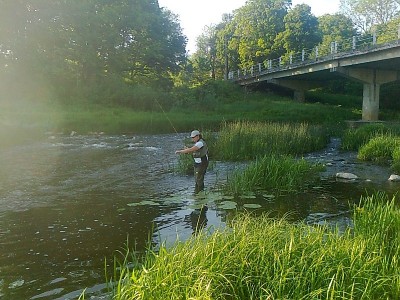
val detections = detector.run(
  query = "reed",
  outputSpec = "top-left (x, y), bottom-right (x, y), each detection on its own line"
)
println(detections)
top-left (392, 147), bottom-right (400, 173)
top-left (224, 155), bottom-right (322, 196)
top-left (357, 134), bottom-right (400, 164)
top-left (214, 121), bottom-right (328, 161)
top-left (111, 192), bottom-right (400, 300)
top-left (341, 123), bottom-right (400, 151)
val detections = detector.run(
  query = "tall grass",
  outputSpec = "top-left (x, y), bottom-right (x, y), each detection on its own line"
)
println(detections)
top-left (214, 121), bottom-right (329, 161)
top-left (224, 155), bottom-right (322, 196)
top-left (341, 123), bottom-right (400, 151)
top-left (111, 192), bottom-right (400, 300)
top-left (357, 134), bottom-right (400, 163)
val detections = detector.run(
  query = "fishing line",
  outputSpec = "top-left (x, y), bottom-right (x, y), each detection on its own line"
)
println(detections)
top-left (154, 98), bottom-right (179, 134)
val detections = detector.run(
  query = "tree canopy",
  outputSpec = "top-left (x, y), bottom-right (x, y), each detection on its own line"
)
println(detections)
top-left (0, 0), bottom-right (187, 106)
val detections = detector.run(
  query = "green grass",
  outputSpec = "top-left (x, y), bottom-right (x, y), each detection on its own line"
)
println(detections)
top-left (1, 91), bottom-right (360, 142)
top-left (357, 134), bottom-right (400, 163)
top-left (214, 121), bottom-right (329, 161)
top-left (110, 192), bottom-right (400, 300)
top-left (341, 123), bottom-right (400, 151)
top-left (357, 134), bottom-right (400, 174)
top-left (224, 155), bottom-right (322, 196)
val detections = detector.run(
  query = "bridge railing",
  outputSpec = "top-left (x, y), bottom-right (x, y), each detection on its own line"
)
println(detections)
top-left (229, 27), bottom-right (400, 81)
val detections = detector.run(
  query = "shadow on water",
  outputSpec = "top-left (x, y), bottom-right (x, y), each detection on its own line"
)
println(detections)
top-left (0, 134), bottom-right (398, 299)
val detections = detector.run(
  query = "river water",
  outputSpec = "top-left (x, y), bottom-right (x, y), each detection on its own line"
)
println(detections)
top-left (0, 134), bottom-right (398, 299)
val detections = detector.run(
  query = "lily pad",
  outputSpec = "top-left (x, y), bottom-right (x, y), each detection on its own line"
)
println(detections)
top-left (243, 204), bottom-right (262, 209)
top-left (312, 186), bottom-right (324, 190)
top-left (127, 200), bottom-right (159, 207)
top-left (240, 192), bottom-right (256, 199)
top-left (218, 201), bottom-right (237, 210)
top-left (161, 195), bottom-right (184, 205)
top-left (262, 194), bottom-right (275, 199)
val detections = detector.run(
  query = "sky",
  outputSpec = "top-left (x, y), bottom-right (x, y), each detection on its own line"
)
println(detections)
top-left (158, 0), bottom-right (340, 53)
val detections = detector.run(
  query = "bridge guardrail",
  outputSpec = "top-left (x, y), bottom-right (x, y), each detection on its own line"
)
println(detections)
top-left (229, 28), bottom-right (400, 82)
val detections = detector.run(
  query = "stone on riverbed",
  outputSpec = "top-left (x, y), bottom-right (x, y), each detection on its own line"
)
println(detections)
top-left (336, 172), bottom-right (358, 180)
top-left (388, 174), bottom-right (400, 181)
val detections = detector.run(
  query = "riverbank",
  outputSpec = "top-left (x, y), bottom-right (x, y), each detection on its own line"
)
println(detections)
top-left (112, 193), bottom-right (400, 299)
top-left (1, 92), bottom-right (359, 138)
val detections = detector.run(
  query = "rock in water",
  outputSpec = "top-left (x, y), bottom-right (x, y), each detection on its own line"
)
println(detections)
top-left (388, 174), bottom-right (400, 181)
top-left (336, 172), bottom-right (358, 180)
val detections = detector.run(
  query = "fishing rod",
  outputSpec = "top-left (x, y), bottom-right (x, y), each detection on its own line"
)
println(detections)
top-left (154, 98), bottom-right (179, 135)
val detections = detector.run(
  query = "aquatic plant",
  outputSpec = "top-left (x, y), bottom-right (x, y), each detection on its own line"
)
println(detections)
top-left (357, 134), bottom-right (400, 164)
top-left (341, 123), bottom-right (400, 151)
top-left (214, 121), bottom-right (328, 161)
top-left (111, 192), bottom-right (400, 300)
top-left (392, 147), bottom-right (400, 173)
top-left (224, 154), bottom-right (322, 196)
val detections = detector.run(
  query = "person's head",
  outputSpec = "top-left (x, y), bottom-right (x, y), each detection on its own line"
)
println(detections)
top-left (190, 130), bottom-right (201, 141)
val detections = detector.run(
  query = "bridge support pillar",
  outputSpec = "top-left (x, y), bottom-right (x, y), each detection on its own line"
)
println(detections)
top-left (333, 67), bottom-right (400, 121)
top-left (267, 79), bottom-right (323, 103)
top-left (362, 82), bottom-right (380, 121)
top-left (294, 90), bottom-right (305, 102)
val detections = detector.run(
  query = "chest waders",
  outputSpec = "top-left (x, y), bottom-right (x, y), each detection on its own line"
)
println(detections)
top-left (193, 139), bottom-right (209, 193)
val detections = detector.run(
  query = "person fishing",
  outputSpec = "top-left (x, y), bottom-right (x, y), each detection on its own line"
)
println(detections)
top-left (175, 130), bottom-right (209, 194)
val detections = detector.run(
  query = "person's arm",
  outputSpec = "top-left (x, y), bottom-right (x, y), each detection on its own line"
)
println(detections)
top-left (175, 145), bottom-right (199, 154)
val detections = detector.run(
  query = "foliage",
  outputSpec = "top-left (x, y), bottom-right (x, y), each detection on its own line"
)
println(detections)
top-left (317, 13), bottom-right (358, 56)
top-left (306, 91), bottom-right (362, 108)
top-left (111, 192), bottom-right (400, 300)
top-left (227, 0), bottom-right (291, 69)
top-left (0, 0), bottom-right (187, 105)
top-left (341, 123), bottom-right (400, 151)
top-left (224, 155), bottom-right (321, 196)
top-left (275, 4), bottom-right (321, 55)
top-left (357, 134), bottom-right (400, 164)
top-left (214, 121), bottom-right (329, 161)
top-left (339, 0), bottom-right (400, 33)
top-left (392, 147), bottom-right (400, 173)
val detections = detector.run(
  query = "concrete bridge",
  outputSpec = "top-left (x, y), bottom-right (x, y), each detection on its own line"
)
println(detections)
top-left (230, 35), bottom-right (400, 121)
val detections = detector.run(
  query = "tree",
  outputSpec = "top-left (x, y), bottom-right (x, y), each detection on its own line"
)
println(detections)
top-left (274, 4), bottom-right (321, 58)
top-left (0, 0), bottom-right (187, 104)
top-left (191, 25), bottom-right (218, 82)
top-left (317, 13), bottom-right (357, 56)
top-left (229, 0), bottom-right (291, 69)
top-left (339, 0), bottom-right (400, 33)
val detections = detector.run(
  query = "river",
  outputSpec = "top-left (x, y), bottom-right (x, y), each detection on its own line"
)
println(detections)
top-left (0, 133), bottom-right (398, 299)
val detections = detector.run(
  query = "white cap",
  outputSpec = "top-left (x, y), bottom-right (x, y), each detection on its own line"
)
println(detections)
top-left (190, 130), bottom-right (200, 138)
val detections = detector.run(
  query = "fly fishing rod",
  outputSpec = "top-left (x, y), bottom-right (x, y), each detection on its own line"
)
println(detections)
top-left (154, 98), bottom-right (179, 134)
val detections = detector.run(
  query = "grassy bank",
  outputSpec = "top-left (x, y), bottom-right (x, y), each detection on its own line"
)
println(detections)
top-left (110, 192), bottom-right (400, 299)
top-left (1, 91), bottom-right (359, 138)
top-left (341, 123), bottom-right (400, 173)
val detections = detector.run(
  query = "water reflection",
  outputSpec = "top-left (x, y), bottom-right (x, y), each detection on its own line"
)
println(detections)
top-left (0, 134), bottom-right (397, 299)
top-left (185, 205), bottom-right (208, 234)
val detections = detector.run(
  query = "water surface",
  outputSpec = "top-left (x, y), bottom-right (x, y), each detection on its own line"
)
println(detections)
top-left (0, 134), bottom-right (397, 299)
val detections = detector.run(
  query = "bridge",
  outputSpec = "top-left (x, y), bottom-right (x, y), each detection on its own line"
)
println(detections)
top-left (229, 32), bottom-right (400, 121)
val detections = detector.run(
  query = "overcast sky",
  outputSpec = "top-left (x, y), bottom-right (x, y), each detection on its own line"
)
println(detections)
top-left (158, 0), bottom-right (340, 53)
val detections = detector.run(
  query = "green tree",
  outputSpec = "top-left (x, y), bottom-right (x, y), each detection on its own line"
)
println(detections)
top-left (274, 4), bottom-right (320, 59)
top-left (229, 0), bottom-right (291, 69)
top-left (192, 25), bottom-right (218, 82)
top-left (339, 0), bottom-right (400, 33)
top-left (317, 13), bottom-right (357, 56)
top-left (0, 0), bottom-right (187, 105)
